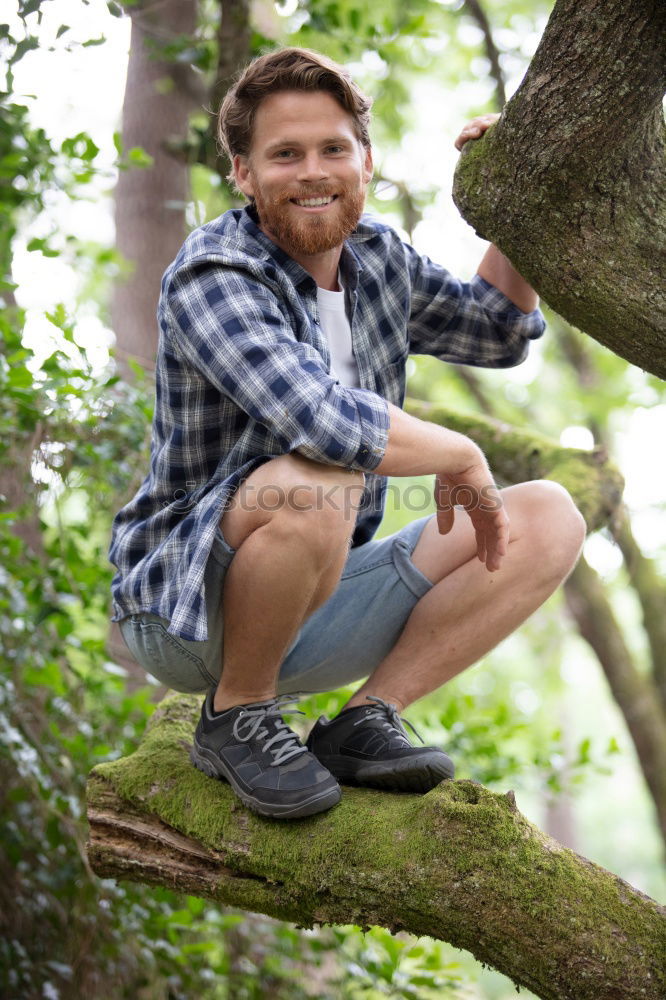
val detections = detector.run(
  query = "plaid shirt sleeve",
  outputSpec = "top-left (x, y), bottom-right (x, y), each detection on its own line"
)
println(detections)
top-left (165, 260), bottom-right (389, 471)
top-left (404, 243), bottom-right (546, 367)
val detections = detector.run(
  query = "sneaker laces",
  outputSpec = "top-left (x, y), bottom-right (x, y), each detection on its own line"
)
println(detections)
top-left (352, 695), bottom-right (424, 746)
top-left (232, 696), bottom-right (308, 766)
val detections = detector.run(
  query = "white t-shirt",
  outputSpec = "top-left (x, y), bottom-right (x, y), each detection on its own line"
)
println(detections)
top-left (316, 270), bottom-right (360, 387)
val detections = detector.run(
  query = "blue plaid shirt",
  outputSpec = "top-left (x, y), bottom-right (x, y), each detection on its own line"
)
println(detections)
top-left (109, 204), bottom-right (545, 641)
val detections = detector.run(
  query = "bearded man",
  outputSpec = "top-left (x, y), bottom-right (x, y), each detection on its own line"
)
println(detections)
top-left (109, 47), bottom-right (585, 820)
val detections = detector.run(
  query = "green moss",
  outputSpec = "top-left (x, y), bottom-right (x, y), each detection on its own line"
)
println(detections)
top-left (450, 90), bottom-right (666, 379)
top-left (404, 399), bottom-right (623, 530)
top-left (88, 693), bottom-right (666, 998)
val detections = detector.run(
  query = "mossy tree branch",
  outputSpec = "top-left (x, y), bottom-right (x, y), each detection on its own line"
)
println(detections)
top-left (86, 695), bottom-right (666, 1000)
top-left (452, 0), bottom-right (666, 377)
top-left (403, 398), bottom-right (623, 531)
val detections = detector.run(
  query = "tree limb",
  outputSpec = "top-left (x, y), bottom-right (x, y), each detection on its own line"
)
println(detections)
top-left (403, 398), bottom-right (623, 530)
top-left (86, 694), bottom-right (666, 1000)
top-left (462, 0), bottom-right (507, 108)
top-left (610, 508), bottom-right (666, 716)
top-left (564, 556), bottom-right (666, 844)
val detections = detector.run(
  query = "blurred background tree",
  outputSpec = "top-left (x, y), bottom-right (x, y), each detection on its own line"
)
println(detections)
top-left (1, 0), bottom-right (664, 997)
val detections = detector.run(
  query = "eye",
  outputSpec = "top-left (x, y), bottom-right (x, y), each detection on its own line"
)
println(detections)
top-left (326, 145), bottom-right (344, 153)
top-left (274, 150), bottom-right (294, 159)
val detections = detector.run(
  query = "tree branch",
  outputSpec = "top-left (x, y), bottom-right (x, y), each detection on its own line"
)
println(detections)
top-left (550, 322), bottom-right (666, 714)
top-left (564, 556), bottom-right (666, 844)
top-left (371, 171), bottom-right (427, 243)
top-left (610, 508), bottom-right (666, 716)
top-left (403, 398), bottom-right (623, 530)
top-left (86, 694), bottom-right (666, 1000)
top-left (462, 0), bottom-right (506, 109)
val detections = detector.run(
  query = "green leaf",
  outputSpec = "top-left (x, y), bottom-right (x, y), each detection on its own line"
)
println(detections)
top-left (127, 146), bottom-right (154, 168)
top-left (45, 302), bottom-right (68, 331)
top-left (10, 35), bottom-right (39, 65)
top-left (61, 133), bottom-right (99, 161)
top-left (8, 365), bottom-right (33, 388)
top-left (19, 0), bottom-right (43, 20)
top-left (577, 737), bottom-right (591, 765)
top-left (26, 236), bottom-right (59, 257)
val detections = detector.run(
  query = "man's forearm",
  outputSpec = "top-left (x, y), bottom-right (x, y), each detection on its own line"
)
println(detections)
top-left (372, 402), bottom-right (479, 477)
top-left (477, 244), bottom-right (538, 313)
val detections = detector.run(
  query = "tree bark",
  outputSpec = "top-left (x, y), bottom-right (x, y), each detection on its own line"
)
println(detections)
top-left (452, 0), bottom-right (666, 378)
top-left (111, 0), bottom-right (200, 375)
top-left (403, 399), bottom-right (623, 531)
top-left (108, 0), bottom-right (200, 678)
top-left (86, 694), bottom-right (666, 1000)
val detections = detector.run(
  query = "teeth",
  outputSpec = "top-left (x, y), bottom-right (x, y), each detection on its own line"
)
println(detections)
top-left (294, 196), bottom-right (335, 206)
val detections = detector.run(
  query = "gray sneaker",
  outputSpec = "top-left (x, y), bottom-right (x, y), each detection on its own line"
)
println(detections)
top-left (306, 695), bottom-right (455, 793)
top-left (190, 692), bottom-right (341, 819)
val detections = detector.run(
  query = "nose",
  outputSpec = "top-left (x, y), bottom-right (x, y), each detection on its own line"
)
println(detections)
top-left (296, 151), bottom-right (330, 182)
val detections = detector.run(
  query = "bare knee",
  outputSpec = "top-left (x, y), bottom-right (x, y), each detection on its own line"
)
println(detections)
top-left (221, 453), bottom-right (365, 553)
top-left (507, 480), bottom-right (586, 579)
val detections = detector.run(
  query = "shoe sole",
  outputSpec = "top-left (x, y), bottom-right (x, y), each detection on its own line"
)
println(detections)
top-left (311, 752), bottom-right (455, 793)
top-left (190, 739), bottom-right (342, 819)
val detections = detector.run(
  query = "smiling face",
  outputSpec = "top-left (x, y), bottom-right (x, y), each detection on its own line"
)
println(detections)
top-left (233, 90), bottom-right (373, 258)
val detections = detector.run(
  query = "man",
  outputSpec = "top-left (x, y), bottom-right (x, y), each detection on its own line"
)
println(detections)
top-left (109, 47), bottom-right (586, 821)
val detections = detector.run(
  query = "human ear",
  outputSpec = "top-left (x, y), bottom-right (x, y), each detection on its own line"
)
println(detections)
top-left (233, 154), bottom-right (255, 198)
top-left (362, 145), bottom-right (373, 185)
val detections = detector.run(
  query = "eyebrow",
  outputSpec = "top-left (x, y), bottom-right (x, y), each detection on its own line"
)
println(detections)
top-left (264, 136), bottom-right (353, 154)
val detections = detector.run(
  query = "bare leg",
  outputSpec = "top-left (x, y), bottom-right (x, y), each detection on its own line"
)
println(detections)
top-left (213, 455), bottom-right (363, 712)
top-left (343, 481), bottom-right (586, 713)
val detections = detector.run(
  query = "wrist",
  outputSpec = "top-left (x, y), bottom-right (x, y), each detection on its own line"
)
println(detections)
top-left (441, 430), bottom-right (483, 474)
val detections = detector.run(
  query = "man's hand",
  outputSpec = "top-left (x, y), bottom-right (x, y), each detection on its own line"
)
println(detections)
top-left (454, 113), bottom-right (500, 152)
top-left (434, 458), bottom-right (509, 573)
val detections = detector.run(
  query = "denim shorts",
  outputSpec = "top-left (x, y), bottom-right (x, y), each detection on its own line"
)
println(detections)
top-left (119, 513), bottom-right (436, 696)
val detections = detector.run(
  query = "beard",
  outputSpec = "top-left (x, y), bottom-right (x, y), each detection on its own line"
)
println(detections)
top-left (252, 178), bottom-right (367, 256)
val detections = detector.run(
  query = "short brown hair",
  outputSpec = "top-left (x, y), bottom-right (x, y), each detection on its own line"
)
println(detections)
top-left (217, 47), bottom-right (373, 189)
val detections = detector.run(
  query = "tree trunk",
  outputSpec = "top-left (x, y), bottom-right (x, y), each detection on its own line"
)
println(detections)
top-left (452, 0), bottom-right (666, 378)
top-left (86, 694), bottom-right (666, 1000)
top-left (111, 0), bottom-right (200, 374)
top-left (108, 0), bottom-right (200, 677)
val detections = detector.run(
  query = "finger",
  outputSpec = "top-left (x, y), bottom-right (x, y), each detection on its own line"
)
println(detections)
top-left (496, 515), bottom-right (511, 556)
top-left (487, 525), bottom-right (509, 571)
top-left (476, 531), bottom-right (486, 566)
top-left (485, 548), bottom-right (500, 572)
top-left (478, 523), bottom-right (499, 571)
top-left (455, 126), bottom-right (481, 150)
top-left (437, 506), bottom-right (455, 535)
